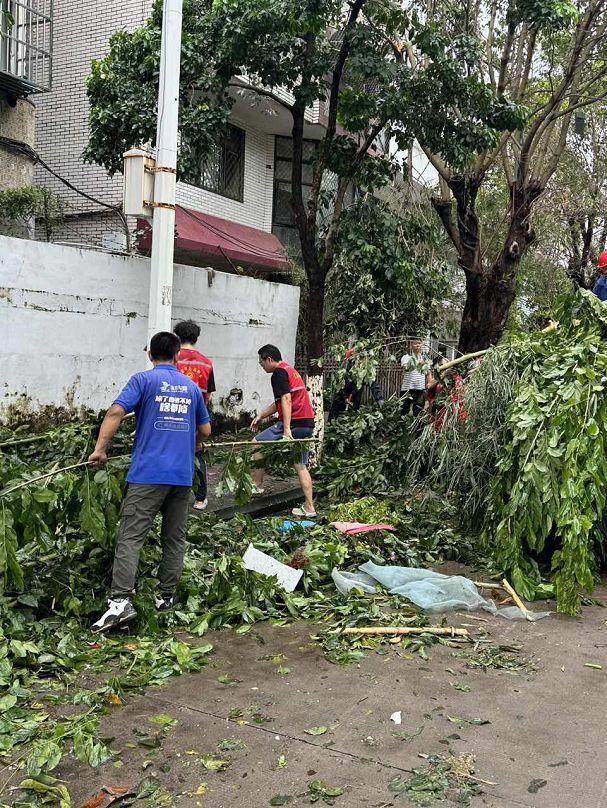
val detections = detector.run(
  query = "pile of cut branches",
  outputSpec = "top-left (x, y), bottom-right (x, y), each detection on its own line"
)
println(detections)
top-left (409, 290), bottom-right (607, 614)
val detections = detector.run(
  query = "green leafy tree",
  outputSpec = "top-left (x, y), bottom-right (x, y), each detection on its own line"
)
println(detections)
top-left (0, 186), bottom-right (66, 241)
top-left (326, 192), bottom-right (451, 342)
top-left (85, 0), bottom-right (520, 415)
top-left (404, 0), bottom-right (607, 351)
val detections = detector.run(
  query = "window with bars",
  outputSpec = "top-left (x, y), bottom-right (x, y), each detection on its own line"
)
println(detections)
top-left (271, 136), bottom-right (356, 251)
top-left (272, 136), bottom-right (317, 231)
top-left (185, 125), bottom-right (245, 202)
top-left (0, 0), bottom-right (52, 94)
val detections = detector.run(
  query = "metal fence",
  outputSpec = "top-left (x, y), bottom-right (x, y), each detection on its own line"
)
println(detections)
top-left (0, 0), bottom-right (52, 94)
top-left (322, 359), bottom-right (406, 402)
top-left (297, 337), bottom-right (460, 404)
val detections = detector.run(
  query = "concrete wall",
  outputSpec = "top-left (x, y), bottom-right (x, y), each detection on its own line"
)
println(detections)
top-left (0, 235), bottom-right (300, 423)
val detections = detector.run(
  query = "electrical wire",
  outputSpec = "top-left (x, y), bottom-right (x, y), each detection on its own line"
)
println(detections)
top-left (177, 205), bottom-right (287, 259)
top-left (0, 134), bottom-right (131, 250)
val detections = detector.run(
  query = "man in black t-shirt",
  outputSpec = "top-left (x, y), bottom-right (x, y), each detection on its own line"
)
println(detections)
top-left (250, 344), bottom-right (316, 517)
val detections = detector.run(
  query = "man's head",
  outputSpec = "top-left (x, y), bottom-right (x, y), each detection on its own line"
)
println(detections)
top-left (258, 344), bottom-right (282, 373)
top-left (149, 331), bottom-right (181, 364)
top-left (410, 338), bottom-right (423, 354)
top-left (174, 319), bottom-right (200, 346)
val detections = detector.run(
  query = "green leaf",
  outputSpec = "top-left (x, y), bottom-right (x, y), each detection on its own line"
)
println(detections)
top-left (200, 754), bottom-right (230, 771)
top-left (148, 713), bottom-right (178, 729)
top-left (304, 726), bottom-right (328, 736)
top-left (0, 693), bottom-right (17, 710)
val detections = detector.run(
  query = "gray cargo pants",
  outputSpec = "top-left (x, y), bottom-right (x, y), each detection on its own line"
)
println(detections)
top-left (110, 483), bottom-right (191, 599)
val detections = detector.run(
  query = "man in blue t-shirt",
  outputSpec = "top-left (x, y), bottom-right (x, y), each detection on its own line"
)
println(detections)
top-left (90, 331), bottom-right (211, 633)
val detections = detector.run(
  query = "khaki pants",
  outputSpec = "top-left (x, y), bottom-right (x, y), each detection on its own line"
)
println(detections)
top-left (110, 483), bottom-right (191, 599)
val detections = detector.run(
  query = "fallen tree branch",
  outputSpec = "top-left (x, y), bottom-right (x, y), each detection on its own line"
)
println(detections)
top-left (331, 626), bottom-right (469, 637)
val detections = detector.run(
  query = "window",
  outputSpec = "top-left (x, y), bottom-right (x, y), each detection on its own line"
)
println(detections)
top-left (272, 136), bottom-right (317, 232)
top-left (271, 136), bottom-right (356, 252)
top-left (186, 125), bottom-right (245, 202)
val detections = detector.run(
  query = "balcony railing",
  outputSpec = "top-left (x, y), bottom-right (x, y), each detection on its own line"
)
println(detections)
top-left (0, 0), bottom-right (52, 95)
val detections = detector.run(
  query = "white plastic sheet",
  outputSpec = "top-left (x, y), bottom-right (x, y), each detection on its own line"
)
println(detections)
top-left (332, 561), bottom-right (550, 620)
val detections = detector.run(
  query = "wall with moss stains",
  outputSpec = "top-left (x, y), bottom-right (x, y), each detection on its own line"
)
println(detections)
top-left (0, 236), bottom-right (299, 424)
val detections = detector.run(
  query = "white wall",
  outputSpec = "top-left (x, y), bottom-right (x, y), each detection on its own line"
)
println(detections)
top-left (0, 236), bottom-right (300, 422)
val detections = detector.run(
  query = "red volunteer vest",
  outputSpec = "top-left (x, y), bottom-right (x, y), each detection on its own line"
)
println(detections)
top-left (177, 348), bottom-right (213, 399)
top-left (275, 361), bottom-right (315, 421)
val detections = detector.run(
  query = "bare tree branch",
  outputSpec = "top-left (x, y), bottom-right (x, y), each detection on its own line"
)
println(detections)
top-left (227, 81), bottom-right (294, 112)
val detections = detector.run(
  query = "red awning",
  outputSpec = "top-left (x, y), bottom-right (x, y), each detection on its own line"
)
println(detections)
top-left (138, 205), bottom-right (289, 271)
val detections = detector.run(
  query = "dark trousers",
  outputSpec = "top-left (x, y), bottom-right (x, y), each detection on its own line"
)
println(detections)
top-left (110, 483), bottom-right (191, 599)
top-left (194, 451), bottom-right (207, 501)
top-left (401, 389), bottom-right (426, 416)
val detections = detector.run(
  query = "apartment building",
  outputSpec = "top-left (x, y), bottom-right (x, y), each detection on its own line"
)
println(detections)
top-left (0, 0), bottom-right (52, 193)
top-left (33, 0), bottom-right (330, 272)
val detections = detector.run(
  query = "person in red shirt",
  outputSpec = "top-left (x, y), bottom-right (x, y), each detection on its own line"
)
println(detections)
top-left (174, 320), bottom-right (216, 510)
top-left (251, 344), bottom-right (316, 517)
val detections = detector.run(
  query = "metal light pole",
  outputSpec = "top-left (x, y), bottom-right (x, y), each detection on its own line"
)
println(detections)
top-left (146, 0), bottom-right (183, 351)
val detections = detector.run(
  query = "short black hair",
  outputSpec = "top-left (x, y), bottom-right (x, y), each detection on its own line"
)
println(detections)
top-left (150, 331), bottom-right (181, 361)
top-left (258, 344), bottom-right (282, 362)
top-left (174, 319), bottom-right (200, 345)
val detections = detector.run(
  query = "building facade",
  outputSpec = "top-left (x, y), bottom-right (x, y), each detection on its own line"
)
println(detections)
top-left (33, 0), bottom-right (329, 271)
top-left (0, 0), bottom-right (53, 196)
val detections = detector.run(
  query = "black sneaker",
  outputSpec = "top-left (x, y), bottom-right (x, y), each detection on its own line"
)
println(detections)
top-left (155, 595), bottom-right (174, 612)
top-left (91, 598), bottom-right (136, 633)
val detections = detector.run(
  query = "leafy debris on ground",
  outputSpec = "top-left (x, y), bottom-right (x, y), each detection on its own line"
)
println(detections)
top-left (388, 754), bottom-right (484, 806)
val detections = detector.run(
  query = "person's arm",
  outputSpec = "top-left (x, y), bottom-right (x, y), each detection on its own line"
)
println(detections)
top-left (89, 404), bottom-right (126, 465)
top-left (194, 390), bottom-right (211, 450)
top-left (196, 421), bottom-right (211, 450)
top-left (206, 369), bottom-right (216, 399)
top-left (250, 401), bottom-right (278, 432)
top-left (281, 393), bottom-right (293, 437)
top-left (426, 372), bottom-right (439, 392)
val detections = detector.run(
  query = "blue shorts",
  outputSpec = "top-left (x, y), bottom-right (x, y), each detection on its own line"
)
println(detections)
top-left (255, 422), bottom-right (314, 465)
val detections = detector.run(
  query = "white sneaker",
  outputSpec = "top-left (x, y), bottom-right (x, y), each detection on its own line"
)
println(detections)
top-left (193, 498), bottom-right (208, 511)
top-left (91, 598), bottom-right (136, 633)
top-left (154, 595), bottom-right (174, 612)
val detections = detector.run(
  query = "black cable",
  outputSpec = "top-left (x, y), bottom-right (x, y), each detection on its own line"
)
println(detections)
top-left (177, 204), bottom-right (286, 259)
top-left (0, 134), bottom-right (131, 251)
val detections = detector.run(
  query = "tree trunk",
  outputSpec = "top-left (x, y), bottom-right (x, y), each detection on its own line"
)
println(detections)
top-left (455, 182), bottom-right (541, 353)
top-left (305, 270), bottom-right (326, 462)
top-left (458, 272), bottom-right (517, 353)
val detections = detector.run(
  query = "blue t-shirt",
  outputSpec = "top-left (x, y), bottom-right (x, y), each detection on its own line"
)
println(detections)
top-left (114, 364), bottom-right (210, 486)
top-left (593, 276), bottom-right (607, 301)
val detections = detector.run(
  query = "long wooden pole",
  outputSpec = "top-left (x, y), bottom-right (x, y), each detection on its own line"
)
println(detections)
top-left (331, 626), bottom-right (469, 637)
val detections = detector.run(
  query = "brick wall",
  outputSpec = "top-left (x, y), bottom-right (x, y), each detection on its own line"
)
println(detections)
top-left (34, 0), bottom-right (153, 221)
top-left (34, 0), bottom-right (278, 248)
top-left (176, 124), bottom-right (275, 233)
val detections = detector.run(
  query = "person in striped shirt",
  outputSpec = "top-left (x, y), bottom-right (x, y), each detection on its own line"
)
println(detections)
top-left (400, 338), bottom-right (432, 416)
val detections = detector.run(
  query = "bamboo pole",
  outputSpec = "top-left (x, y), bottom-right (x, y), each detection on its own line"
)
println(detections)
top-left (501, 578), bottom-right (533, 621)
top-left (473, 581), bottom-right (505, 590)
top-left (205, 438), bottom-right (316, 450)
top-left (0, 439), bottom-right (316, 497)
top-left (331, 626), bottom-right (469, 637)
top-left (436, 321), bottom-right (559, 374)
top-left (0, 456), bottom-right (131, 497)
top-left (436, 350), bottom-right (488, 373)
